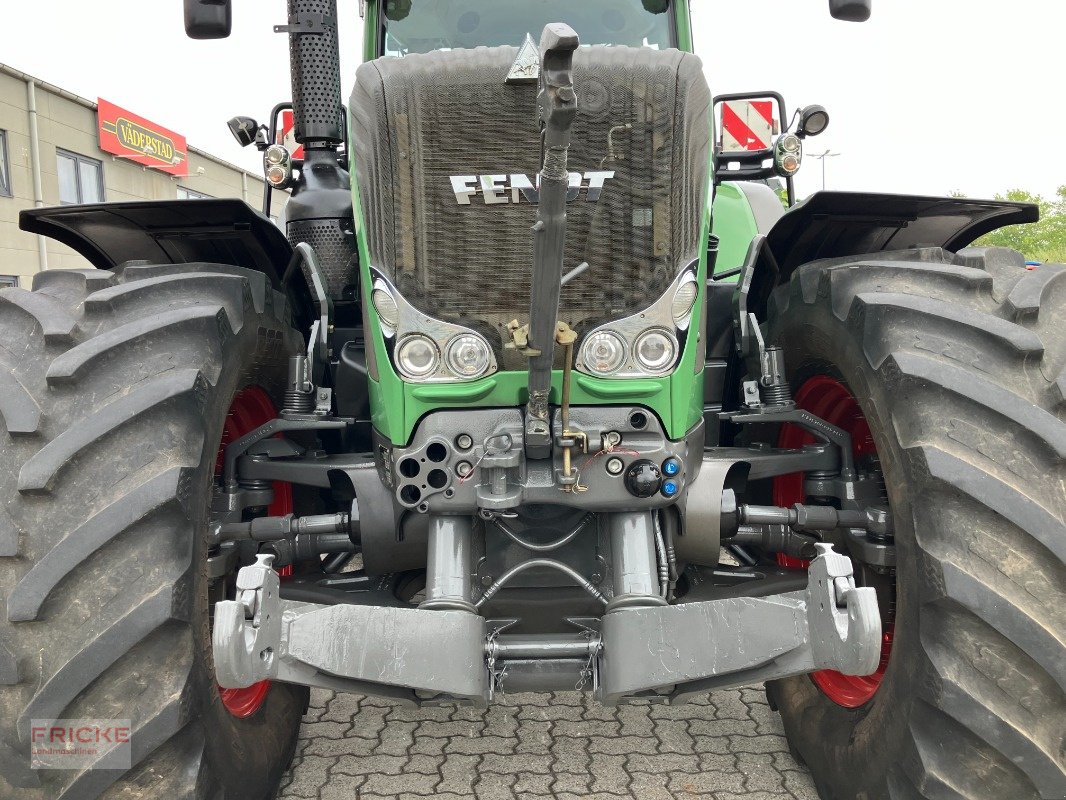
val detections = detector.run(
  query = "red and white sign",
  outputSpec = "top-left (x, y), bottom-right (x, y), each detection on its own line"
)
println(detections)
top-left (97, 99), bottom-right (188, 176)
top-left (721, 100), bottom-right (775, 152)
top-left (278, 110), bottom-right (305, 160)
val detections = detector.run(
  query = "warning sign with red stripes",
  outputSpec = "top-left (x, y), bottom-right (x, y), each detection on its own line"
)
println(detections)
top-left (278, 110), bottom-right (305, 160)
top-left (721, 100), bottom-right (775, 152)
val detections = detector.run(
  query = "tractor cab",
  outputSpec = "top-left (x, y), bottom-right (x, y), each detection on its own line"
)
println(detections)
top-left (375, 0), bottom-right (677, 55)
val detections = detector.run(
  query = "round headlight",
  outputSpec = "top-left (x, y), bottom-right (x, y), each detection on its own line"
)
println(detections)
top-left (264, 144), bottom-right (289, 165)
top-left (634, 329), bottom-right (677, 373)
top-left (446, 334), bottom-right (491, 379)
top-left (371, 285), bottom-right (399, 331)
top-left (671, 279), bottom-right (698, 327)
top-left (396, 334), bottom-right (439, 379)
top-left (582, 331), bottom-right (626, 375)
top-left (780, 134), bottom-right (802, 154)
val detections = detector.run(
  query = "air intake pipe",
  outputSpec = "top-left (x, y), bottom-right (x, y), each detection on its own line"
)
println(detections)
top-left (281, 0), bottom-right (356, 298)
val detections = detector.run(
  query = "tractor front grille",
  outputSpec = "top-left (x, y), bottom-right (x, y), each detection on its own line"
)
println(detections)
top-left (351, 45), bottom-right (710, 364)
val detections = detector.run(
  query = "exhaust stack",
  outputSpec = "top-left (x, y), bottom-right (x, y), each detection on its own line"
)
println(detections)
top-left (278, 0), bottom-right (355, 298)
top-left (523, 24), bottom-right (580, 460)
top-left (280, 0), bottom-right (345, 147)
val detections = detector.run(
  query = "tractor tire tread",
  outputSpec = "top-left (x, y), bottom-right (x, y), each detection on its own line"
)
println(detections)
top-left (767, 246), bottom-right (1066, 800)
top-left (0, 263), bottom-right (304, 799)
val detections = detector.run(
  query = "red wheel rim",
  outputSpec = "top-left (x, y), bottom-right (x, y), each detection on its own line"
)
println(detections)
top-left (214, 386), bottom-right (291, 718)
top-left (772, 375), bottom-right (893, 708)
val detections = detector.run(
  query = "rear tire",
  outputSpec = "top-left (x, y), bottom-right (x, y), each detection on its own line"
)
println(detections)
top-left (765, 247), bottom-right (1066, 799)
top-left (0, 263), bottom-right (309, 799)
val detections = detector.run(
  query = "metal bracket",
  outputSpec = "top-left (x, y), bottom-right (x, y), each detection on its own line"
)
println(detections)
top-left (212, 554), bottom-right (283, 688)
top-left (805, 544), bottom-right (882, 673)
top-left (732, 235), bottom-right (765, 363)
top-left (598, 545), bottom-right (881, 704)
top-left (283, 242), bottom-right (333, 383)
top-left (222, 416), bottom-right (350, 490)
top-left (722, 406), bottom-right (857, 480)
top-left (274, 12), bottom-right (335, 34)
top-left (214, 584), bottom-right (489, 704)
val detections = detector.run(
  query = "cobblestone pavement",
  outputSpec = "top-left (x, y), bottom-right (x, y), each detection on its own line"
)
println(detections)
top-left (278, 685), bottom-right (819, 800)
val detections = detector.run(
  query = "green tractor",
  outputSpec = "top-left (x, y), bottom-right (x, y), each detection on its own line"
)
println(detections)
top-left (1, 0), bottom-right (1063, 797)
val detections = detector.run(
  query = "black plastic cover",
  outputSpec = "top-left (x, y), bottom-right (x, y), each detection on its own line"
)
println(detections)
top-left (19, 199), bottom-right (315, 328)
top-left (764, 191), bottom-right (1038, 276)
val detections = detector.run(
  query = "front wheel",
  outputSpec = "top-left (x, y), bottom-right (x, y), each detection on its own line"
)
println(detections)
top-left (0, 263), bottom-right (308, 799)
top-left (765, 247), bottom-right (1066, 799)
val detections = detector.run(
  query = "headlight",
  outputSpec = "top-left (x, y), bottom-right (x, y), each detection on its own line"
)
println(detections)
top-left (264, 144), bottom-right (288, 165)
top-left (671, 278), bottom-right (698, 328)
top-left (774, 133), bottom-right (803, 177)
top-left (634, 329), bottom-right (677, 373)
top-left (446, 334), bottom-right (491, 379)
top-left (263, 145), bottom-right (292, 188)
top-left (396, 334), bottom-right (439, 379)
top-left (582, 331), bottom-right (627, 375)
top-left (371, 283), bottom-right (399, 332)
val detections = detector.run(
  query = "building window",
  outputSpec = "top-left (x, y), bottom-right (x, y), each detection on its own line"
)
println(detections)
top-left (177, 186), bottom-right (212, 200)
top-left (0, 275), bottom-right (18, 288)
top-left (57, 150), bottom-right (104, 205)
top-left (0, 130), bottom-right (11, 198)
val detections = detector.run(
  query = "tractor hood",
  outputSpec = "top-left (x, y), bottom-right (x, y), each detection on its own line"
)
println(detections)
top-left (350, 45), bottom-right (711, 369)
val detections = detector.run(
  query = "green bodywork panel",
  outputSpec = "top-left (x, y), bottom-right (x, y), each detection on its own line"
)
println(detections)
top-left (710, 183), bottom-right (760, 276)
top-left (353, 177), bottom-right (711, 446)
top-left (353, 0), bottom-right (758, 446)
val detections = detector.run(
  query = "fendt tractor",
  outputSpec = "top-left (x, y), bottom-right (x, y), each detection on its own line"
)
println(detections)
top-left (0, 0), bottom-right (1063, 798)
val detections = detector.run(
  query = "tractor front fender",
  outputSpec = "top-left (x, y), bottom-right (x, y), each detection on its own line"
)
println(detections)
top-left (20, 199), bottom-right (317, 331)
top-left (744, 190), bottom-right (1037, 318)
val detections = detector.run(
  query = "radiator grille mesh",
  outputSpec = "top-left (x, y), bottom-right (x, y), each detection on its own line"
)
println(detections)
top-left (351, 46), bottom-right (709, 362)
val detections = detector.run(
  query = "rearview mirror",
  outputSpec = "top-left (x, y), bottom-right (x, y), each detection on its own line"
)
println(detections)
top-left (828, 0), bottom-right (871, 22)
top-left (184, 0), bottom-right (232, 39)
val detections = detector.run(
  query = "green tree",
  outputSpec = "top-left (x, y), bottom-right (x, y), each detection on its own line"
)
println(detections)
top-left (971, 185), bottom-right (1066, 263)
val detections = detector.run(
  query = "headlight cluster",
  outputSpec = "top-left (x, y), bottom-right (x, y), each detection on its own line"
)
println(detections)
top-left (371, 274), bottom-right (497, 383)
top-left (773, 133), bottom-right (802, 177)
top-left (263, 144), bottom-right (293, 189)
top-left (577, 269), bottom-right (698, 378)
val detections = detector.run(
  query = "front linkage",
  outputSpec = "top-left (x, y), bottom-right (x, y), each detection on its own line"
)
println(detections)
top-left (215, 544), bottom-right (879, 706)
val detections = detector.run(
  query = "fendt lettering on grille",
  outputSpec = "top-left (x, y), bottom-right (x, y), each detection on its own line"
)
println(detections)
top-left (450, 171), bottom-right (615, 205)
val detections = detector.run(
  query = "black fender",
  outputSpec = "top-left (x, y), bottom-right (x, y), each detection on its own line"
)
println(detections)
top-left (19, 199), bottom-right (317, 331)
top-left (745, 190), bottom-right (1038, 319)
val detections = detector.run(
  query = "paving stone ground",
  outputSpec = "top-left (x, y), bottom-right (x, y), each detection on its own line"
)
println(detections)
top-left (278, 684), bottom-right (819, 800)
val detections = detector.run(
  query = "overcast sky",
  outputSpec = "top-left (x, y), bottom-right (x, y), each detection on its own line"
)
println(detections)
top-left (5, 0), bottom-right (1064, 201)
